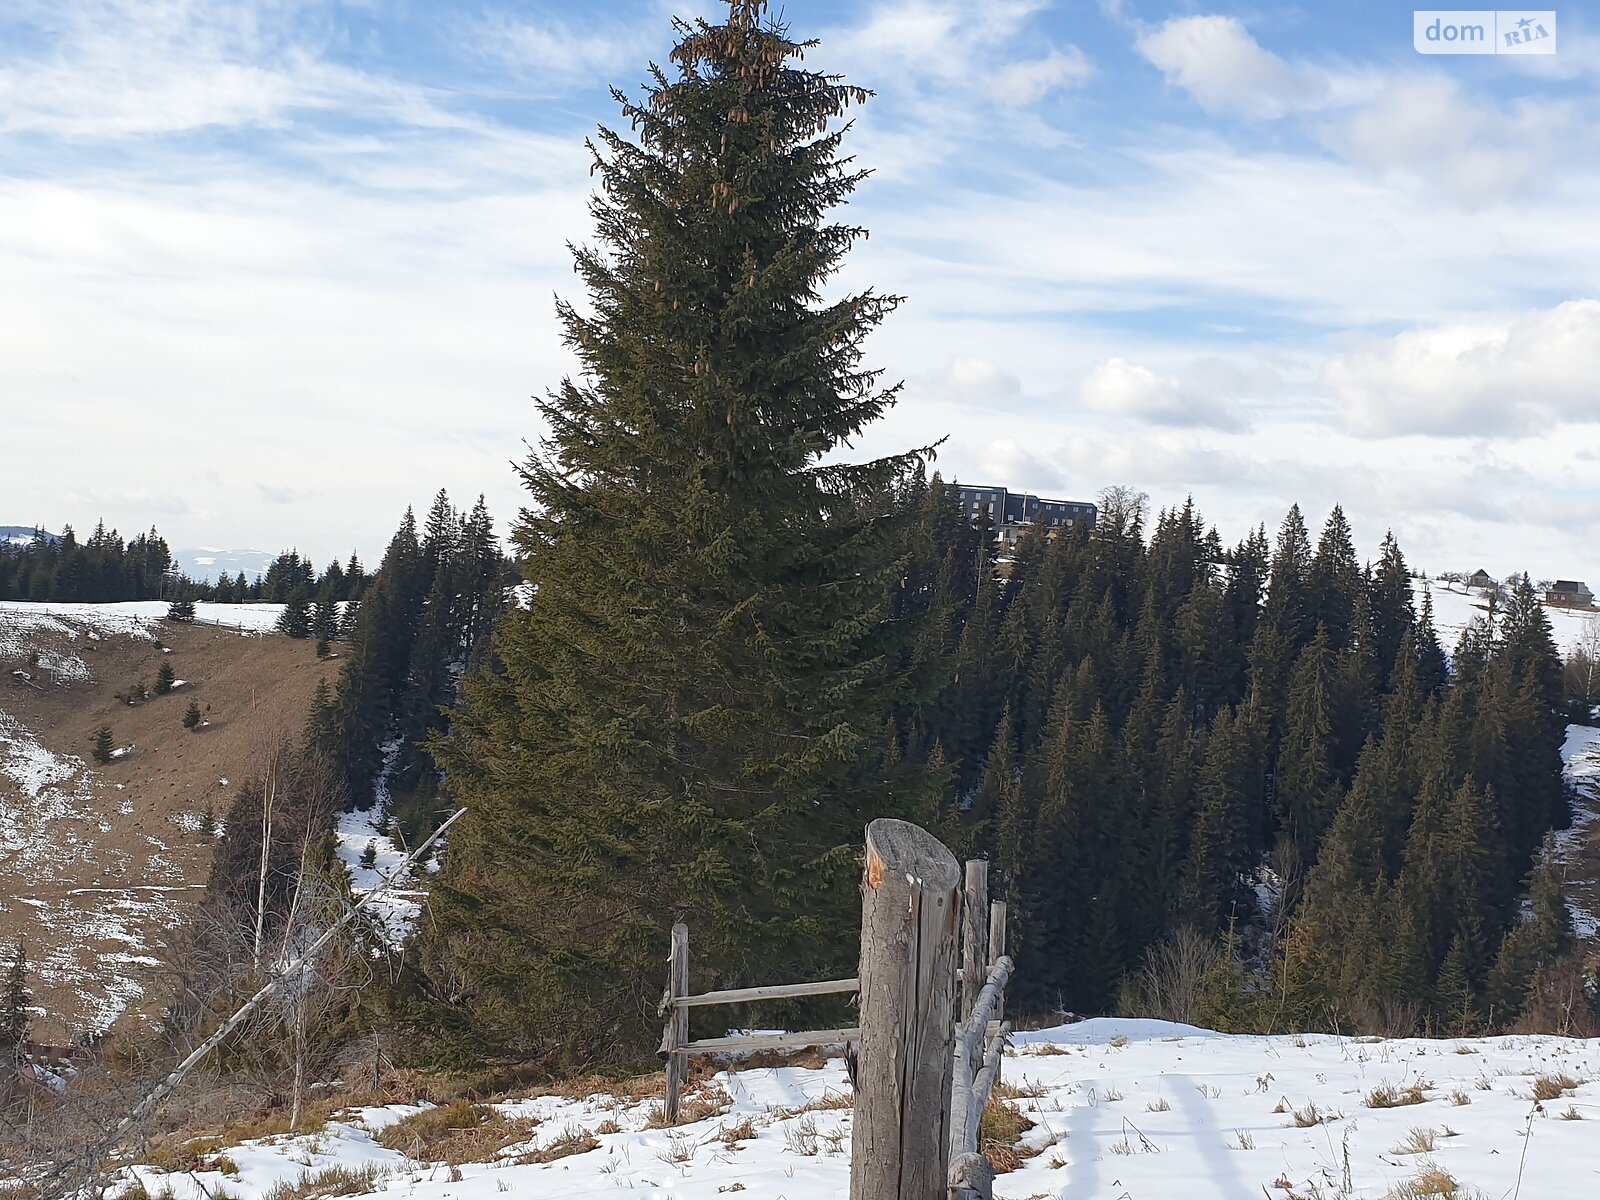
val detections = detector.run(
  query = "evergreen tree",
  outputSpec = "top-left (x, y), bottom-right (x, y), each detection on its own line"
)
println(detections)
top-left (166, 596), bottom-right (196, 623)
top-left (415, 1), bottom-right (940, 1066)
top-left (1276, 625), bottom-right (1342, 863)
top-left (92, 726), bottom-right (115, 764)
top-left (154, 660), bottom-right (176, 695)
top-left (276, 584), bottom-right (312, 638)
top-left (183, 700), bottom-right (203, 730)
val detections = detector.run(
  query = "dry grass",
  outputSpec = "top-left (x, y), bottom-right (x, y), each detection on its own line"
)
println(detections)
top-left (1146, 1097), bottom-right (1172, 1112)
top-left (1449, 1090), bottom-right (1470, 1106)
top-left (1108, 1036), bottom-right (1129, 1048)
top-left (1531, 1073), bottom-right (1584, 1102)
top-left (1366, 1083), bottom-right (1429, 1109)
top-left (979, 1096), bottom-right (1039, 1174)
top-left (1289, 1102), bottom-right (1333, 1128)
top-left (645, 1086), bottom-right (729, 1128)
top-left (1029, 1044), bottom-right (1071, 1057)
top-left (261, 1165), bottom-right (386, 1200)
top-left (1382, 1161), bottom-right (1483, 1199)
top-left (375, 1101), bottom-right (539, 1165)
top-left (1392, 1127), bottom-right (1437, 1156)
top-left (514, 1126), bottom-right (600, 1165)
top-left (1560, 1105), bottom-right (1583, 1120)
top-left (994, 1080), bottom-right (1047, 1100)
top-left (717, 1116), bottom-right (759, 1146)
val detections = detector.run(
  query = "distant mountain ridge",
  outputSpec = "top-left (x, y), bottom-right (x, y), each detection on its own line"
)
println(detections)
top-left (1, 524), bottom-right (57, 544)
top-left (172, 547), bottom-right (277, 582)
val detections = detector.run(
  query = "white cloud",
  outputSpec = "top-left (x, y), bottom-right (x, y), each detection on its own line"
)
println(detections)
top-left (1136, 15), bottom-right (1327, 119)
top-left (938, 356), bottom-right (1021, 399)
top-left (993, 46), bottom-right (1094, 105)
top-left (1329, 76), bottom-right (1575, 204)
top-left (1323, 300), bottom-right (1600, 436)
top-left (1077, 357), bottom-right (1244, 430)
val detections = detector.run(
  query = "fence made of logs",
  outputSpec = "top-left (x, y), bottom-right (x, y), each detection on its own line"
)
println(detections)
top-left (658, 817), bottom-right (1012, 1200)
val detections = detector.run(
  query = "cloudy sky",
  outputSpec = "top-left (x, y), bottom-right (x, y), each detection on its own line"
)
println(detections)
top-left (3, 0), bottom-right (1598, 580)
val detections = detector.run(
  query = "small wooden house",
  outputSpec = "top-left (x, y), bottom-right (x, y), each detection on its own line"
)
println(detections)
top-left (1545, 580), bottom-right (1595, 608)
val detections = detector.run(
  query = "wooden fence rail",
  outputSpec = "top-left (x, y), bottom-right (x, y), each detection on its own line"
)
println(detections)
top-left (657, 820), bottom-right (1017, 1200)
top-left (657, 923), bottom-right (860, 1124)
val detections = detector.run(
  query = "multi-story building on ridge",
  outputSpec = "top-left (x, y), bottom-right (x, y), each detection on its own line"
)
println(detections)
top-left (952, 484), bottom-right (1097, 547)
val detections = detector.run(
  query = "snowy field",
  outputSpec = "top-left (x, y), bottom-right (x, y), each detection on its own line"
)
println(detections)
top-left (115, 1019), bottom-right (1600, 1200)
top-left (0, 599), bottom-right (287, 637)
top-left (1424, 580), bottom-right (1596, 657)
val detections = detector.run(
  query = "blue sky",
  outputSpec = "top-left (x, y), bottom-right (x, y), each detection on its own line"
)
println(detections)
top-left (3, 0), bottom-right (1599, 584)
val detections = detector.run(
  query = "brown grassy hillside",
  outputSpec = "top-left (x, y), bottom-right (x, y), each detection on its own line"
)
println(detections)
top-left (0, 609), bottom-right (337, 1040)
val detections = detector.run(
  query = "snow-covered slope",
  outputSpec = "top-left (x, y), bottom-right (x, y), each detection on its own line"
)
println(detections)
top-left (115, 1019), bottom-right (1600, 1200)
top-left (1424, 580), bottom-right (1596, 657)
top-left (0, 599), bottom-right (287, 635)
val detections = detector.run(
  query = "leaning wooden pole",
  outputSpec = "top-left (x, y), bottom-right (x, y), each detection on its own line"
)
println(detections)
top-left (850, 818), bottom-right (962, 1200)
top-left (117, 808), bottom-right (466, 1143)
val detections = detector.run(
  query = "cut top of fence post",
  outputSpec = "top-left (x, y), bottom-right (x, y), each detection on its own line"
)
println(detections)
top-left (862, 817), bottom-right (962, 893)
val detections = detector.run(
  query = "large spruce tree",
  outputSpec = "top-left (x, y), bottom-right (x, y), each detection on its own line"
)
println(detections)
top-left (414, 0), bottom-right (937, 1065)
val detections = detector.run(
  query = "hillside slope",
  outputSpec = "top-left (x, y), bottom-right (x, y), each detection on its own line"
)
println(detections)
top-left (0, 602), bottom-right (333, 1037)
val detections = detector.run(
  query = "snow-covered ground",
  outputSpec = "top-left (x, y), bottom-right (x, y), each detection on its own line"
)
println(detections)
top-left (115, 1018), bottom-right (1600, 1200)
top-left (0, 599), bottom-right (287, 636)
top-left (333, 807), bottom-right (430, 944)
top-left (0, 708), bottom-right (194, 1027)
top-left (1424, 580), bottom-right (1597, 658)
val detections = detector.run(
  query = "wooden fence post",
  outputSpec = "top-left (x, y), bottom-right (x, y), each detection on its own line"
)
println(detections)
top-left (663, 922), bottom-right (689, 1125)
top-left (961, 860), bottom-right (989, 1022)
top-left (850, 819), bottom-right (962, 1200)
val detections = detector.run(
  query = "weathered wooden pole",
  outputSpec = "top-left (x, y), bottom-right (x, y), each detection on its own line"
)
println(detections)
top-left (987, 901), bottom-right (1007, 1019)
top-left (987, 900), bottom-right (1008, 1087)
top-left (960, 860), bottom-right (989, 1022)
top-left (662, 922), bottom-right (689, 1125)
top-left (851, 819), bottom-right (962, 1200)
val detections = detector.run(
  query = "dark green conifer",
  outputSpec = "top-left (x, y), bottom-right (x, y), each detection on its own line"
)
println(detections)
top-left (276, 585), bottom-right (312, 638)
top-left (415, 1), bottom-right (940, 1065)
top-left (91, 726), bottom-right (115, 764)
top-left (154, 660), bottom-right (176, 695)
